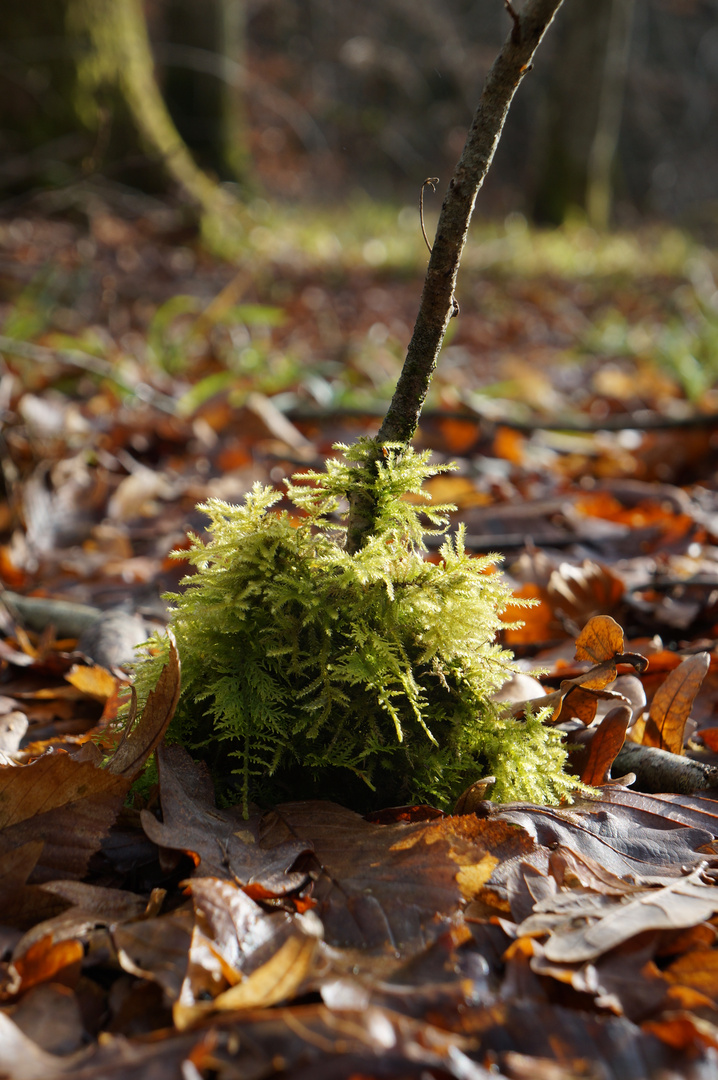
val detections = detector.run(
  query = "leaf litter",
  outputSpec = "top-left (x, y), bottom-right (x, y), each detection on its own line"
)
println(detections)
top-left (4, 207), bottom-right (718, 1076)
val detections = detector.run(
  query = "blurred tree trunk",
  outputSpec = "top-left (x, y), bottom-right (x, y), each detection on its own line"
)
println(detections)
top-left (0, 6), bottom-right (82, 191)
top-left (162, 0), bottom-right (252, 187)
top-left (67, 0), bottom-right (243, 231)
top-left (532, 0), bottom-right (635, 228)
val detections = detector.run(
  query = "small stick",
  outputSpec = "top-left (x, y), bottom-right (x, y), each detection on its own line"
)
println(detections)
top-left (505, 1), bottom-right (522, 44)
top-left (420, 177), bottom-right (440, 254)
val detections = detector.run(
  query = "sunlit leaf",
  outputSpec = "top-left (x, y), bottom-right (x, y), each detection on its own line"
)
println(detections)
top-left (579, 706), bottom-right (630, 786)
top-left (105, 634), bottom-right (180, 779)
top-left (642, 652), bottom-right (710, 755)
top-left (574, 615), bottom-right (625, 663)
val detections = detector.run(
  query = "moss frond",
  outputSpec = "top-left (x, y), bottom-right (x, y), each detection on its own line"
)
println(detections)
top-left (134, 441), bottom-right (577, 814)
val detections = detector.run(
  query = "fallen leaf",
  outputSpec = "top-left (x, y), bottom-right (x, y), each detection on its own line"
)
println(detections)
top-left (105, 634), bottom-right (180, 779)
top-left (642, 652), bottom-right (710, 754)
top-left (643, 1010), bottom-right (718, 1051)
top-left (519, 867), bottom-right (718, 963)
top-left (665, 949), bottom-right (718, 1003)
top-left (141, 745), bottom-right (313, 893)
top-left (4, 934), bottom-right (83, 999)
top-left (579, 705), bottom-right (630, 786)
top-left (112, 910), bottom-right (194, 1001)
top-left (261, 801), bottom-right (534, 953)
top-left (699, 727), bottom-right (718, 752)
top-left (0, 752), bottom-right (130, 883)
top-left (574, 615), bottom-right (625, 664)
top-left (0, 1013), bottom-right (68, 1080)
top-left (548, 560), bottom-right (625, 626)
top-left (64, 663), bottom-right (119, 701)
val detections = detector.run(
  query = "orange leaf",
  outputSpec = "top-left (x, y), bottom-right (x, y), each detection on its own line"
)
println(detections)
top-left (555, 686), bottom-right (599, 726)
top-left (493, 426), bottom-right (526, 465)
top-left (12, 935), bottom-right (83, 995)
top-left (574, 615), bottom-right (625, 663)
top-left (579, 706), bottom-right (630, 786)
top-left (437, 416), bottom-right (479, 454)
top-left (642, 652), bottom-right (710, 755)
top-left (503, 584), bottom-right (554, 646)
top-left (65, 663), bottom-right (119, 701)
top-left (644, 1011), bottom-right (718, 1051)
top-left (665, 949), bottom-right (718, 1001)
top-left (700, 728), bottom-right (718, 752)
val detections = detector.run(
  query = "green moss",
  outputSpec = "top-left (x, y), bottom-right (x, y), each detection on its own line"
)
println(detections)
top-left (134, 441), bottom-right (577, 813)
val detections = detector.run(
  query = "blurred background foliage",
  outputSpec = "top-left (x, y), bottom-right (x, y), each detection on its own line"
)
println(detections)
top-left (1, 0), bottom-right (718, 235)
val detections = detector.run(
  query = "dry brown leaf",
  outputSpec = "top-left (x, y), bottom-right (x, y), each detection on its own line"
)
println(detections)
top-left (548, 559), bottom-right (625, 625)
top-left (579, 705), bottom-right (630, 786)
top-left (574, 615), bottom-right (625, 664)
top-left (0, 1013), bottom-right (68, 1080)
top-left (0, 752), bottom-right (130, 885)
top-left (106, 634), bottom-right (180, 779)
top-left (7, 983), bottom-right (85, 1055)
top-left (519, 867), bottom-right (718, 964)
top-left (112, 910), bottom-right (194, 1002)
top-left (261, 802), bottom-right (534, 953)
top-left (642, 652), bottom-right (710, 754)
top-left (141, 745), bottom-right (313, 893)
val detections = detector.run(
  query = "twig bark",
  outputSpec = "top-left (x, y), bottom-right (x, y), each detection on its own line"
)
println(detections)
top-left (346, 0), bottom-right (566, 553)
top-left (613, 742), bottom-right (718, 795)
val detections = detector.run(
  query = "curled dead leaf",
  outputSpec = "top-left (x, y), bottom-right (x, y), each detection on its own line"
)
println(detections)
top-left (105, 633), bottom-right (180, 779)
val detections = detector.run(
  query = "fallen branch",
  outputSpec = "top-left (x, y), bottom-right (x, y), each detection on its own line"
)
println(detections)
top-left (613, 742), bottom-right (718, 795)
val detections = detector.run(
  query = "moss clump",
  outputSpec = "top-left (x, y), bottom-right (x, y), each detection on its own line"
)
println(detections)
top-left (134, 441), bottom-right (577, 813)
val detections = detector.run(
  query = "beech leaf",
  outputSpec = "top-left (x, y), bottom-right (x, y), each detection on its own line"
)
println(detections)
top-left (579, 705), bottom-right (630, 786)
top-left (521, 867), bottom-right (718, 963)
top-left (642, 651), bottom-right (710, 755)
top-left (574, 615), bottom-right (625, 664)
top-left (106, 633), bottom-right (180, 779)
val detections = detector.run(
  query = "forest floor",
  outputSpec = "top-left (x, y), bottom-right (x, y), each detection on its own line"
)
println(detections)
top-left (2, 187), bottom-right (718, 1078)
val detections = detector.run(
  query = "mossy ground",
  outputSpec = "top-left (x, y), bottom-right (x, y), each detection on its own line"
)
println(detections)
top-left (133, 441), bottom-right (578, 814)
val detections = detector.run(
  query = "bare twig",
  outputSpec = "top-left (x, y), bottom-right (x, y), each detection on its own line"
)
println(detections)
top-left (420, 177), bottom-right (440, 254)
top-left (378, 0), bottom-right (565, 449)
top-left (504, 1), bottom-right (522, 44)
top-left (345, 0), bottom-right (566, 553)
top-left (613, 743), bottom-right (718, 795)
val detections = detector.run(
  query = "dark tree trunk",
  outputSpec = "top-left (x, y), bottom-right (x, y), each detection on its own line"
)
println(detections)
top-left (161, 0), bottom-right (251, 187)
top-left (532, 0), bottom-right (635, 228)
